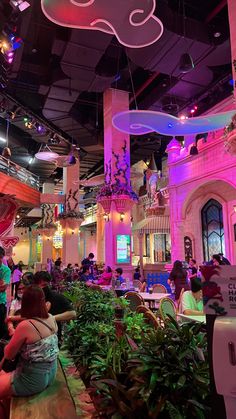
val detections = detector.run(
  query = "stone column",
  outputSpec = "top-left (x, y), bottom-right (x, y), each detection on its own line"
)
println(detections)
top-left (166, 140), bottom-right (183, 263)
top-left (228, 0), bottom-right (236, 99)
top-left (138, 232), bottom-right (144, 279)
top-left (62, 158), bottom-right (82, 265)
top-left (40, 182), bottom-right (55, 265)
top-left (96, 203), bottom-right (105, 263)
top-left (102, 89), bottom-right (133, 280)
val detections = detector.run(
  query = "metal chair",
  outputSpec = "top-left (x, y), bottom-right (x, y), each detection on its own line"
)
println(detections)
top-left (124, 292), bottom-right (145, 312)
top-left (159, 297), bottom-right (177, 323)
top-left (143, 309), bottom-right (160, 329)
top-left (152, 284), bottom-right (167, 294)
top-left (136, 305), bottom-right (159, 329)
top-left (136, 305), bottom-right (149, 315)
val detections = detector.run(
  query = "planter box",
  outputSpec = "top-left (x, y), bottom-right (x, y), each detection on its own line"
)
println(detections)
top-left (113, 195), bottom-right (136, 213)
top-left (97, 197), bottom-right (112, 214)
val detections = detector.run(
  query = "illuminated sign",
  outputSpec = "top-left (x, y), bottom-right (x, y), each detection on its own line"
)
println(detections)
top-left (116, 235), bottom-right (131, 264)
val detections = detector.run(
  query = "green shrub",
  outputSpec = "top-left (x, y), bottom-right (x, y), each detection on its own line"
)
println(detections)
top-left (64, 284), bottom-right (210, 418)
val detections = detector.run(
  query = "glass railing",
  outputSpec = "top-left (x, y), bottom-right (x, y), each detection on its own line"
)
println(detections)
top-left (0, 156), bottom-right (40, 190)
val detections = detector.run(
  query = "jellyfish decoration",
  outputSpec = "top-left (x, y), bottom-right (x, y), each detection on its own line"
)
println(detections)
top-left (41, 0), bottom-right (163, 49)
top-left (112, 110), bottom-right (236, 137)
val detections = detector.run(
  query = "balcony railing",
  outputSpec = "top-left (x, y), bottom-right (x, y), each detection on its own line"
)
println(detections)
top-left (0, 155), bottom-right (40, 190)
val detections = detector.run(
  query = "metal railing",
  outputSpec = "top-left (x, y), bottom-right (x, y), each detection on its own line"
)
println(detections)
top-left (0, 155), bottom-right (40, 190)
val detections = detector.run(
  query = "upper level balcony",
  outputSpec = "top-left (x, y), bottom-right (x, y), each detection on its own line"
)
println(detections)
top-left (0, 155), bottom-right (41, 207)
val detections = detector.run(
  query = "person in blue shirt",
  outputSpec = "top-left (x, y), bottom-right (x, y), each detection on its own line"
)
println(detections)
top-left (0, 246), bottom-right (11, 339)
top-left (115, 268), bottom-right (125, 286)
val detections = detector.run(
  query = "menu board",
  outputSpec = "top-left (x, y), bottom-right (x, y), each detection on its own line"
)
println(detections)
top-left (201, 266), bottom-right (236, 316)
top-left (116, 235), bottom-right (131, 264)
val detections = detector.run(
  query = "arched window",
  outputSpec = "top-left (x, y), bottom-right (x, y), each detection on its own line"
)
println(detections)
top-left (201, 199), bottom-right (225, 261)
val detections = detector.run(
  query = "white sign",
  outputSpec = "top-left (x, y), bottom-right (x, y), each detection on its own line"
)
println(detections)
top-left (201, 266), bottom-right (236, 316)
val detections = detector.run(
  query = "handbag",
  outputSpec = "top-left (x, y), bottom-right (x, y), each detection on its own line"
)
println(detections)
top-left (0, 339), bottom-right (18, 372)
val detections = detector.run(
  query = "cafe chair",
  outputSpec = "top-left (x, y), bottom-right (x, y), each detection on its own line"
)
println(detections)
top-left (143, 309), bottom-right (160, 329)
top-left (136, 305), bottom-right (149, 315)
top-left (177, 288), bottom-right (185, 313)
top-left (159, 297), bottom-right (177, 323)
top-left (152, 284), bottom-right (167, 294)
top-left (136, 305), bottom-right (160, 329)
top-left (124, 292), bottom-right (144, 312)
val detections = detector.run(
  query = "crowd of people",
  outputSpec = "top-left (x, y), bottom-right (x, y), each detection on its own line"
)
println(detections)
top-left (168, 252), bottom-right (231, 317)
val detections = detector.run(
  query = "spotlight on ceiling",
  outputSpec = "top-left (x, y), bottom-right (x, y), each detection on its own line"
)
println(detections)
top-left (189, 145), bottom-right (198, 156)
top-left (10, 0), bottom-right (30, 12)
top-left (179, 53), bottom-right (194, 74)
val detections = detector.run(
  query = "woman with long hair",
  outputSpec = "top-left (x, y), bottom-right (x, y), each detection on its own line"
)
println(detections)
top-left (168, 260), bottom-right (189, 301)
top-left (0, 286), bottom-right (59, 400)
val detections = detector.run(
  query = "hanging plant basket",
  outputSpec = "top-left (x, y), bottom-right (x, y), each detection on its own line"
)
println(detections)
top-left (113, 195), bottom-right (136, 213)
top-left (37, 227), bottom-right (55, 236)
top-left (59, 218), bottom-right (67, 229)
top-left (66, 217), bottom-right (83, 230)
top-left (97, 197), bottom-right (112, 214)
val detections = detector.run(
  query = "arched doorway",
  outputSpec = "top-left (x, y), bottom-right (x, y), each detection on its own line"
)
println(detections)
top-left (201, 199), bottom-right (225, 261)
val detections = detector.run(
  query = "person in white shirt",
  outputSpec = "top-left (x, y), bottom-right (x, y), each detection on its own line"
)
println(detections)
top-left (180, 277), bottom-right (204, 316)
top-left (11, 265), bottom-right (22, 298)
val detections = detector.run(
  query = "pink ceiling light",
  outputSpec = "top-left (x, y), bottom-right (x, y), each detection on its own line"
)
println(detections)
top-left (112, 110), bottom-right (236, 136)
top-left (35, 144), bottom-right (59, 161)
top-left (41, 0), bottom-right (163, 48)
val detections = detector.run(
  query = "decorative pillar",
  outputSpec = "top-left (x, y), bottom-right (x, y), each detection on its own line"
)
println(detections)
top-left (61, 157), bottom-right (83, 265)
top-left (98, 89), bottom-right (138, 280)
top-left (228, 0), bottom-right (236, 99)
top-left (96, 203), bottom-right (105, 263)
top-left (138, 232), bottom-right (144, 279)
top-left (166, 140), bottom-right (183, 263)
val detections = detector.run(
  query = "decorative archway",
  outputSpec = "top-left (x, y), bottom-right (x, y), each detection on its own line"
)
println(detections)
top-left (201, 199), bottom-right (225, 261)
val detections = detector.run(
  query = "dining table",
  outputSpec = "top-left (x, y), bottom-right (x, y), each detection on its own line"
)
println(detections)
top-left (178, 313), bottom-right (206, 324)
top-left (139, 292), bottom-right (171, 309)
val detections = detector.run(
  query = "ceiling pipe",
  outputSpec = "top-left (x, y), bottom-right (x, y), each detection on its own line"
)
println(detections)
top-left (129, 72), bottom-right (160, 105)
top-left (205, 0), bottom-right (227, 23)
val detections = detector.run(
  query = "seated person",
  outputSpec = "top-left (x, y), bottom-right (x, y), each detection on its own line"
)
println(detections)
top-left (115, 268), bottom-right (125, 286)
top-left (0, 286), bottom-right (59, 399)
top-left (79, 266), bottom-right (94, 283)
top-left (32, 271), bottom-right (76, 344)
top-left (97, 266), bottom-right (112, 285)
top-left (180, 277), bottom-right (204, 316)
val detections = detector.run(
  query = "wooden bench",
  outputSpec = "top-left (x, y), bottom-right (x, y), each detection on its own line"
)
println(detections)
top-left (10, 354), bottom-right (95, 419)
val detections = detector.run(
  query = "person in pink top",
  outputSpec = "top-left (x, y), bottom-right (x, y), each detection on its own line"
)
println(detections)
top-left (97, 266), bottom-right (112, 285)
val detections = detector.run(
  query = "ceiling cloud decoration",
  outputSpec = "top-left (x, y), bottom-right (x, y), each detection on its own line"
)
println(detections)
top-left (41, 0), bottom-right (163, 48)
top-left (112, 110), bottom-right (236, 137)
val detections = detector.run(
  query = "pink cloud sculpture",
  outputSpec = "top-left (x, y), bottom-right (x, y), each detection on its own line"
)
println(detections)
top-left (112, 110), bottom-right (236, 136)
top-left (41, 0), bottom-right (163, 48)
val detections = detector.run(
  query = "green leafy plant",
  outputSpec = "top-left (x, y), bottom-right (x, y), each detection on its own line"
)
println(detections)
top-left (64, 284), bottom-right (210, 418)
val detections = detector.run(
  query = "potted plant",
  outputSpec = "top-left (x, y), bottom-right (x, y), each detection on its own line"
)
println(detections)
top-left (57, 210), bottom-right (84, 229)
